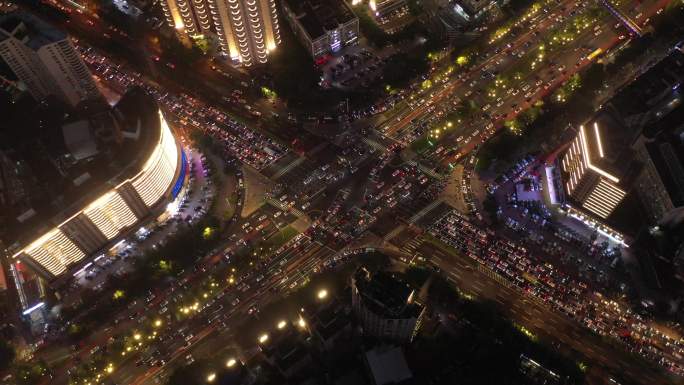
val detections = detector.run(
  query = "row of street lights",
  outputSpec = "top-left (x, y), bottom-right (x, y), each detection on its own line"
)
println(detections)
top-left (206, 289), bottom-right (328, 382)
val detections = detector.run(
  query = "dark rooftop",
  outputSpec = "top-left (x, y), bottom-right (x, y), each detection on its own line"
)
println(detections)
top-left (610, 49), bottom-right (684, 121)
top-left (643, 99), bottom-right (684, 208)
top-left (283, 0), bottom-right (356, 38)
top-left (353, 268), bottom-right (423, 319)
top-left (314, 301), bottom-right (351, 340)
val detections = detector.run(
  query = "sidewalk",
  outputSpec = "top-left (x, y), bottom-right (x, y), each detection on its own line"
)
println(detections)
top-left (440, 164), bottom-right (469, 213)
top-left (241, 165), bottom-right (273, 218)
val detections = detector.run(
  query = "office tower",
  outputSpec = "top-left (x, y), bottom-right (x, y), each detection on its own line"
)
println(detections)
top-left (160, 0), bottom-right (281, 66)
top-left (0, 12), bottom-right (100, 107)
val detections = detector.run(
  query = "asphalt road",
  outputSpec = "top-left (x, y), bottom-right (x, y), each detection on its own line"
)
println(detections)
top-left (419, 240), bottom-right (676, 385)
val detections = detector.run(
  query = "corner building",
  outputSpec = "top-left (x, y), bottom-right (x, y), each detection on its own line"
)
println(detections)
top-left (7, 90), bottom-right (186, 318)
top-left (351, 268), bottom-right (425, 343)
top-left (160, 0), bottom-right (281, 66)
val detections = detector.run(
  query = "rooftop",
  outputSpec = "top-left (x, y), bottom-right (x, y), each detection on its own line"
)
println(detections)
top-left (313, 299), bottom-right (351, 340)
top-left (581, 110), bottom-right (640, 183)
top-left (1, 87), bottom-right (159, 248)
top-left (283, 0), bottom-right (356, 38)
top-left (610, 48), bottom-right (684, 127)
top-left (642, 94), bottom-right (684, 208)
top-left (364, 345), bottom-right (412, 385)
top-left (353, 268), bottom-right (423, 319)
top-left (0, 12), bottom-right (66, 50)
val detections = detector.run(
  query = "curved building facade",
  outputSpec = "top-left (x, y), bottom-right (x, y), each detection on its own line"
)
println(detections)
top-left (160, 0), bottom-right (281, 66)
top-left (12, 111), bottom-right (183, 279)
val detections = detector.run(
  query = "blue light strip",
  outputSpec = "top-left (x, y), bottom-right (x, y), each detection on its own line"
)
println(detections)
top-left (22, 302), bottom-right (45, 316)
top-left (172, 148), bottom-right (187, 198)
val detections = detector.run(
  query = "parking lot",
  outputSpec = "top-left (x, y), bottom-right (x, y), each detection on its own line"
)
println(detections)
top-left (323, 49), bottom-right (389, 89)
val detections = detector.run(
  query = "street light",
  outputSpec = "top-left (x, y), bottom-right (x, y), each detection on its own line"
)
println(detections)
top-left (317, 289), bottom-right (328, 300)
top-left (207, 372), bottom-right (216, 382)
top-left (258, 333), bottom-right (269, 343)
top-left (298, 316), bottom-right (306, 328)
top-left (154, 319), bottom-right (162, 328)
top-left (277, 320), bottom-right (287, 329)
top-left (226, 358), bottom-right (237, 368)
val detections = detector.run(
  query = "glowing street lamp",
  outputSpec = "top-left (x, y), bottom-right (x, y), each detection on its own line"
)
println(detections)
top-left (226, 358), bottom-right (237, 368)
top-left (277, 320), bottom-right (287, 329)
top-left (317, 289), bottom-right (328, 300)
top-left (258, 333), bottom-right (269, 343)
top-left (207, 373), bottom-right (216, 383)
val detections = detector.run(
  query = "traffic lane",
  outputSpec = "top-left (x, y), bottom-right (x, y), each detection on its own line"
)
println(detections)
top-left (126, 238), bottom-right (332, 383)
top-left (437, 0), bottom-right (670, 153)
top-left (128, 240), bottom-right (332, 384)
top-left (422, 242), bottom-right (675, 385)
top-left (46, 216), bottom-right (280, 384)
top-left (375, 0), bottom-right (579, 133)
top-left (382, 0), bottom-right (584, 138)
top-left (438, 25), bottom-right (624, 165)
top-left (390, 0), bottom-right (629, 144)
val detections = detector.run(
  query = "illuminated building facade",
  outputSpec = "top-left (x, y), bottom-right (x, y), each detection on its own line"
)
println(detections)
top-left (11, 110), bottom-right (183, 282)
top-left (560, 122), bottom-right (627, 219)
top-left (369, 0), bottom-right (409, 26)
top-left (160, 0), bottom-right (281, 66)
top-left (281, 0), bottom-right (358, 58)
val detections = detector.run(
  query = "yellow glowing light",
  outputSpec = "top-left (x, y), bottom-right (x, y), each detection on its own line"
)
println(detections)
top-left (317, 289), bottom-right (328, 299)
top-left (226, 358), bottom-right (237, 368)
top-left (277, 320), bottom-right (287, 329)
top-left (258, 334), bottom-right (269, 343)
top-left (593, 122), bottom-right (604, 158)
top-left (207, 373), bottom-right (216, 383)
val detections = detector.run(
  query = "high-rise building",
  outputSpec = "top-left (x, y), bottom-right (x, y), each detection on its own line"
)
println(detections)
top-left (160, 0), bottom-right (281, 66)
top-left (0, 12), bottom-right (100, 107)
top-left (281, 0), bottom-right (358, 59)
top-left (552, 46), bottom-right (684, 243)
top-left (351, 268), bottom-right (426, 343)
top-left (560, 121), bottom-right (629, 220)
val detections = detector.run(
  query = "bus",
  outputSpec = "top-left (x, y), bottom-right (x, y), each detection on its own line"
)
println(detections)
top-left (587, 48), bottom-right (604, 61)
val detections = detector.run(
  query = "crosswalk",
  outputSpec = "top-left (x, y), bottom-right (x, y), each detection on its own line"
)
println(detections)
top-left (383, 224), bottom-right (405, 241)
top-left (272, 156), bottom-right (305, 180)
top-left (362, 137), bottom-right (388, 153)
top-left (266, 198), bottom-right (305, 218)
top-left (401, 236), bottom-right (423, 254)
top-left (407, 160), bottom-right (443, 180)
top-left (409, 199), bottom-right (443, 224)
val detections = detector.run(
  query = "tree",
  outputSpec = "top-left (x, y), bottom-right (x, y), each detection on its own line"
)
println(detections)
top-left (404, 266), bottom-right (431, 288)
top-left (381, 53), bottom-right (429, 89)
top-left (0, 340), bottom-right (15, 371)
top-left (190, 130), bottom-right (214, 150)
